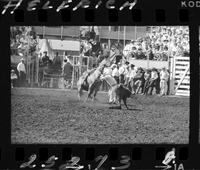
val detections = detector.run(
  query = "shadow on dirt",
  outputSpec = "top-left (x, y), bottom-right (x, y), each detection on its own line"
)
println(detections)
top-left (109, 106), bottom-right (143, 111)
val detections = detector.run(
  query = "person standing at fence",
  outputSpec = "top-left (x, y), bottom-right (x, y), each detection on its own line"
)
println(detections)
top-left (11, 69), bottom-right (18, 88)
top-left (142, 69), bottom-right (151, 95)
top-left (62, 59), bottom-right (73, 89)
top-left (118, 61), bottom-right (129, 84)
top-left (112, 64), bottom-right (119, 84)
top-left (53, 52), bottom-right (62, 71)
top-left (146, 68), bottom-right (159, 95)
top-left (17, 58), bottom-right (26, 87)
top-left (42, 51), bottom-right (51, 66)
top-left (128, 64), bottom-right (137, 93)
top-left (159, 67), bottom-right (169, 96)
top-left (130, 67), bottom-right (144, 94)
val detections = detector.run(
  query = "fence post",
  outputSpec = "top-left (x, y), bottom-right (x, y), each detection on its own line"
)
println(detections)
top-left (170, 56), bottom-right (176, 95)
top-left (71, 56), bottom-right (75, 89)
top-left (168, 55), bottom-right (172, 95)
top-left (147, 54), bottom-right (149, 69)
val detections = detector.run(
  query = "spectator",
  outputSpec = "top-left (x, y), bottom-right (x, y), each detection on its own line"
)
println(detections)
top-left (42, 51), bottom-right (51, 66)
top-left (128, 64), bottom-right (137, 93)
top-left (118, 61), bottom-right (129, 84)
top-left (62, 58), bottom-right (73, 89)
top-left (123, 40), bottom-right (135, 58)
top-left (131, 67), bottom-right (144, 93)
top-left (136, 48), bottom-right (146, 59)
top-left (146, 68), bottom-right (159, 95)
top-left (53, 52), bottom-right (62, 71)
top-left (159, 67), bottom-right (169, 96)
top-left (17, 58), bottom-right (26, 87)
top-left (11, 70), bottom-right (18, 88)
top-left (111, 64), bottom-right (119, 83)
top-left (102, 43), bottom-right (110, 59)
top-left (143, 69), bottom-right (151, 95)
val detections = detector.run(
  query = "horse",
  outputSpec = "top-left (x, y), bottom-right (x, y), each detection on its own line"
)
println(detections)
top-left (77, 62), bottom-right (106, 101)
top-left (77, 52), bottom-right (117, 101)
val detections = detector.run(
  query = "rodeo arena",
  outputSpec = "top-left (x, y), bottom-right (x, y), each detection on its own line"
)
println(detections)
top-left (11, 26), bottom-right (190, 144)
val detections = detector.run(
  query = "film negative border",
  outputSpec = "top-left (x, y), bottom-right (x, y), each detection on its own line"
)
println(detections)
top-left (0, 145), bottom-right (193, 169)
top-left (0, 0), bottom-right (200, 169)
top-left (0, 0), bottom-right (199, 24)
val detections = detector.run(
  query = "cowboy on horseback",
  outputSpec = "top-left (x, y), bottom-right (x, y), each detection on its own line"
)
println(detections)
top-left (77, 53), bottom-right (116, 101)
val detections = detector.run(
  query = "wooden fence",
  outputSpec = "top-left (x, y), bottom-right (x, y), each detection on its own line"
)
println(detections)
top-left (170, 55), bottom-right (190, 96)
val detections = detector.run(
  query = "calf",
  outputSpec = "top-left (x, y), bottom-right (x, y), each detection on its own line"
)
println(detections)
top-left (110, 83), bottom-right (132, 109)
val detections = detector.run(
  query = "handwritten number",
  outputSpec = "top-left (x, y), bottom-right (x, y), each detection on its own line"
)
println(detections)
top-left (95, 155), bottom-right (108, 170)
top-left (20, 154), bottom-right (37, 168)
top-left (41, 155), bottom-right (58, 168)
top-left (59, 156), bottom-right (84, 170)
top-left (111, 155), bottom-right (131, 170)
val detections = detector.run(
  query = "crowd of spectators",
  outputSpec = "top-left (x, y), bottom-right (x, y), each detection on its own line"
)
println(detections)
top-left (102, 60), bottom-right (170, 96)
top-left (80, 26), bottom-right (189, 62)
top-left (10, 26), bottom-right (37, 56)
top-left (123, 26), bottom-right (189, 61)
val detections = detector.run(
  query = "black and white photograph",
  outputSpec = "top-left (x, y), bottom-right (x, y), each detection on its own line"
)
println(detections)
top-left (11, 26), bottom-right (190, 144)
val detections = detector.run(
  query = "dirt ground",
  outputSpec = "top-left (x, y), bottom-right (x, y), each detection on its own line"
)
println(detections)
top-left (11, 88), bottom-right (189, 144)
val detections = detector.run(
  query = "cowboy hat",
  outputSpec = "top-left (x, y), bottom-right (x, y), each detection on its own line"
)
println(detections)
top-left (111, 64), bottom-right (117, 68)
top-left (125, 61), bottom-right (129, 65)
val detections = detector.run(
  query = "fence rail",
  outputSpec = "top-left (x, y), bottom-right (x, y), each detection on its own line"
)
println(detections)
top-left (171, 55), bottom-right (190, 96)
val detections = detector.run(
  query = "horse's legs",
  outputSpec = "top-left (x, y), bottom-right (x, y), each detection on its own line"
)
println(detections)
top-left (92, 81), bottom-right (102, 101)
top-left (85, 86), bottom-right (93, 102)
top-left (130, 80), bottom-right (135, 94)
top-left (77, 86), bottom-right (82, 100)
top-left (108, 88), bottom-right (113, 103)
top-left (92, 89), bottom-right (98, 102)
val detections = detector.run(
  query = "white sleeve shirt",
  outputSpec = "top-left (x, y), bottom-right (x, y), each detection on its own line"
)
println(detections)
top-left (17, 62), bottom-right (26, 73)
top-left (112, 68), bottom-right (119, 77)
top-left (118, 66), bottom-right (125, 75)
top-left (160, 71), bottom-right (169, 80)
top-left (129, 70), bottom-right (136, 78)
top-left (151, 71), bottom-right (158, 80)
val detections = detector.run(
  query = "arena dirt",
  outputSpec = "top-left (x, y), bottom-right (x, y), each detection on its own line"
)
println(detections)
top-left (11, 88), bottom-right (189, 144)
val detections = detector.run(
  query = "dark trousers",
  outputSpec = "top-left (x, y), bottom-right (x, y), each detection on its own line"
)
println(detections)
top-left (119, 74), bottom-right (125, 84)
top-left (19, 71), bottom-right (26, 87)
top-left (146, 79), bottom-right (160, 95)
top-left (143, 79), bottom-right (150, 94)
top-left (38, 70), bottom-right (43, 87)
top-left (114, 76), bottom-right (119, 84)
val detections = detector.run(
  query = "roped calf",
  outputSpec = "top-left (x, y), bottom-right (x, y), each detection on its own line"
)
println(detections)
top-left (110, 83), bottom-right (132, 109)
